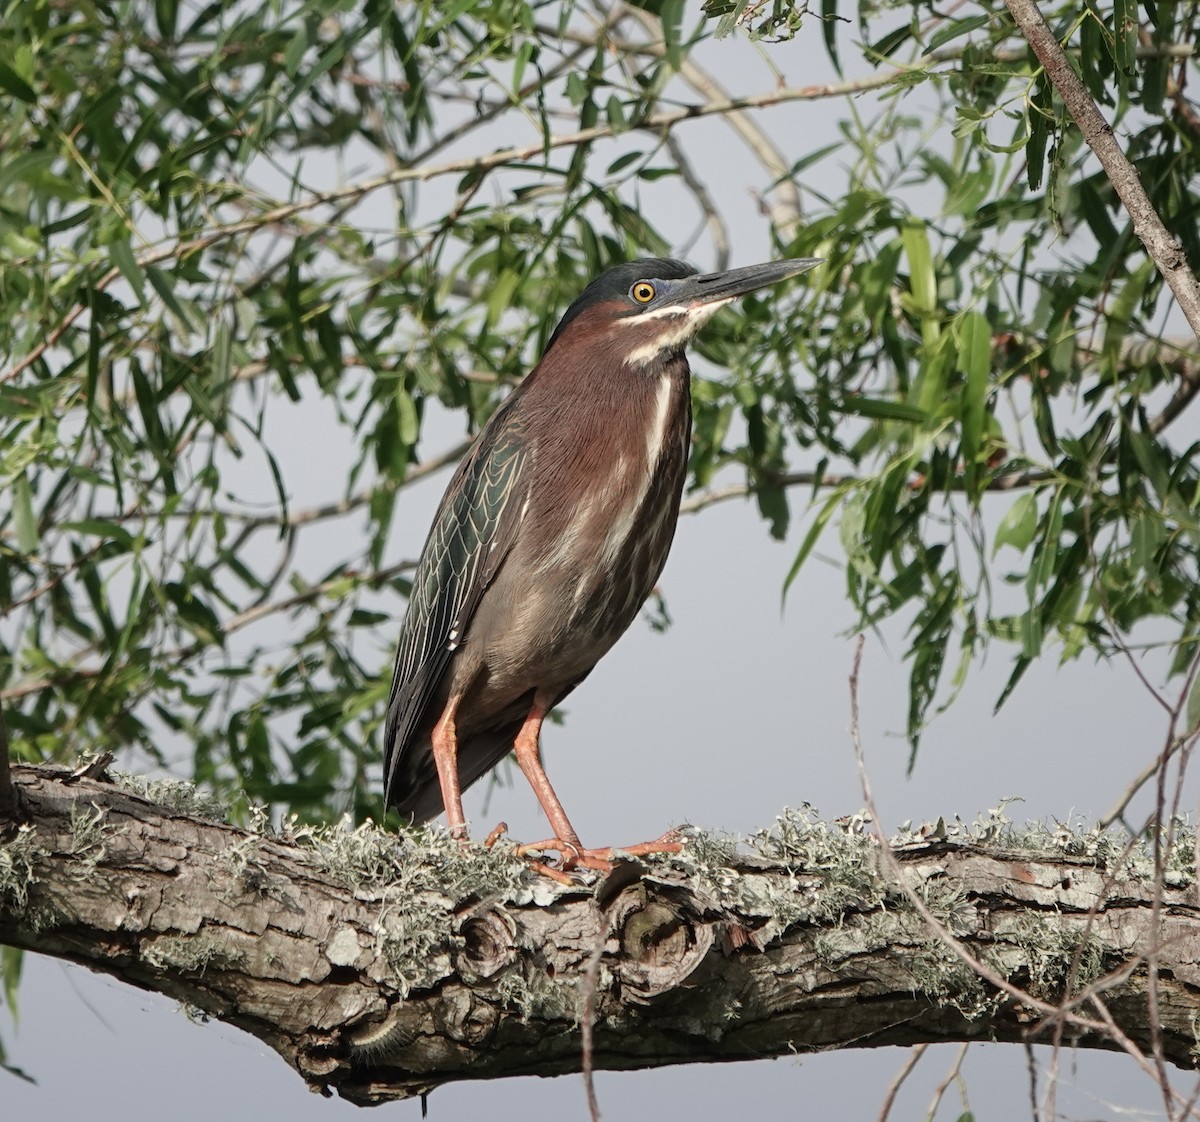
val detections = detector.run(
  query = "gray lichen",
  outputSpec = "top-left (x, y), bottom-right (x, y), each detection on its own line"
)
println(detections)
top-left (143, 933), bottom-right (245, 975)
top-left (280, 816), bottom-right (568, 999)
top-left (68, 801), bottom-right (112, 873)
top-left (0, 824), bottom-right (39, 910)
top-left (11, 768), bottom-right (1195, 1025)
top-left (113, 772), bottom-right (231, 821)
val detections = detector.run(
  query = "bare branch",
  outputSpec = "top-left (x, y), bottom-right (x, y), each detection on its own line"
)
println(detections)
top-left (876, 1044), bottom-right (929, 1122)
top-left (847, 636), bottom-right (1200, 1117)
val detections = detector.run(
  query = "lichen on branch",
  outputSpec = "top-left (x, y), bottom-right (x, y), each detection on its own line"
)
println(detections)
top-left (2, 765), bottom-right (1198, 1106)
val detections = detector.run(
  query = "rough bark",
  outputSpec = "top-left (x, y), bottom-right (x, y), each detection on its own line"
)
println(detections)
top-left (1, 764), bottom-right (1199, 1107)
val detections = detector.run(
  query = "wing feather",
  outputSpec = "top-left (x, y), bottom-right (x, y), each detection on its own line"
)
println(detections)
top-left (383, 400), bottom-right (528, 810)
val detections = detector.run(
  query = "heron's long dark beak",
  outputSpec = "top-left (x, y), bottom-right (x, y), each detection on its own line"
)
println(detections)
top-left (667, 258), bottom-right (822, 310)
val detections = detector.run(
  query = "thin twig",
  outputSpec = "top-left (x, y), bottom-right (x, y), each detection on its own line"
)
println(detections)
top-left (1100, 737), bottom-right (1189, 829)
top-left (1023, 1043), bottom-right (1044, 1122)
top-left (876, 1043), bottom-right (929, 1122)
top-left (845, 635), bottom-right (1198, 1113)
top-left (677, 464), bottom-right (1054, 516)
top-left (580, 914), bottom-right (608, 1122)
top-left (623, 6), bottom-right (802, 238)
top-left (924, 1042), bottom-right (969, 1121)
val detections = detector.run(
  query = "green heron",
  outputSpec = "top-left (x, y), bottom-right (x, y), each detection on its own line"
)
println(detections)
top-left (384, 256), bottom-right (819, 866)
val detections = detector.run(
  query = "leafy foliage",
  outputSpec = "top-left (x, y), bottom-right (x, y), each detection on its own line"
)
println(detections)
top-left (1, 0), bottom-right (1198, 818)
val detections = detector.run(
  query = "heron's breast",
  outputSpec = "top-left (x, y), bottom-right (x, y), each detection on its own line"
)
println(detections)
top-left (468, 370), bottom-right (689, 698)
top-left (553, 373), bottom-right (689, 636)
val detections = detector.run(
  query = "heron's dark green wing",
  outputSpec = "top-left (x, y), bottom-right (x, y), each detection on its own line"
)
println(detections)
top-left (383, 400), bottom-right (528, 811)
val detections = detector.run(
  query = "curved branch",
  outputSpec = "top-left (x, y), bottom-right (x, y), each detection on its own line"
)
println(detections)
top-left (3, 765), bottom-right (1199, 1106)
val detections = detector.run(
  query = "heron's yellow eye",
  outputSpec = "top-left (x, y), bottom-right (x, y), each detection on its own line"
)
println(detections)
top-left (631, 281), bottom-right (656, 304)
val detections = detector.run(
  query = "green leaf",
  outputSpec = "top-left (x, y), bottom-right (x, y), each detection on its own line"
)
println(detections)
top-left (11, 472), bottom-right (38, 554)
top-left (659, 0), bottom-right (686, 71)
top-left (61, 520), bottom-right (135, 550)
top-left (348, 609), bottom-right (390, 627)
top-left (996, 655), bottom-right (1032, 712)
top-left (1185, 674), bottom-right (1200, 737)
top-left (1026, 74), bottom-right (1053, 191)
top-left (108, 237), bottom-right (147, 305)
top-left (145, 266), bottom-right (197, 330)
top-left (993, 493), bottom-right (1038, 555)
top-left (1113, 0), bottom-right (1137, 76)
top-left (607, 151), bottom-right (643, 175)
top-left (783, 486), bottom-right (847, 603)
top-left (155, 0), bottom-right (179, 38)
top-left (821, 0), bottom-right (841, 73)
top-left (956, 311), bottom-right (992, 497)
top-left (839, 397), bottom-right (928, 423)
top-left (869, 23), bottom-right (912, 60)
top-left (605, 95), bottom-right (627, 132)
top-left (900, 218), bottom-right (939, 346)
top-left (164, 582), bottom-right (224, 648)
top-left (2, 946), bottom-right (23, 1020)
top-left (1130, 511), bottom-right (1165, 571)
top-left (1027, 490), bottom-right (1063, 594)
top-left (0, 59), bottom-right (36, 104)
top-left (756, 481), bottom-right (789, 541)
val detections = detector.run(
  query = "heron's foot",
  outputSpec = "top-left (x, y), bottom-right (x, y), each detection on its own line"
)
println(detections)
top-left (516, 829), bottom-right (683, 875)
top-left (483, 821), bottom-right (508, 849)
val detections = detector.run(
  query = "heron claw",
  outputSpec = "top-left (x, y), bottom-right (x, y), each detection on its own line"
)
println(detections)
top-left (516, 830), bottom-right (684, 876)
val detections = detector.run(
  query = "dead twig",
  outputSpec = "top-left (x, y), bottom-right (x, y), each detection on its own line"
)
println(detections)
top-left (876, 1043), bottom-right (929, 1122)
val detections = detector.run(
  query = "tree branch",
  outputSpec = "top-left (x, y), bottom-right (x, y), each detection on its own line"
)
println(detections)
top-left (1004, 0), bottom-right (1200, 353)
top-left (3, 765), bottom-right (1199, 1106)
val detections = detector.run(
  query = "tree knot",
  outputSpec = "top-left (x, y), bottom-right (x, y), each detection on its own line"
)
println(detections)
top-left (607, 883), bottom-right (712, 1001)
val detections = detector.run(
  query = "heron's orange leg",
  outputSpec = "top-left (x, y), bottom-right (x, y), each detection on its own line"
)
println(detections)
top-left (510, 699), bottom-right (683, 875)
top-left (512, 697), bottom-right (584, 851)
top-left (431, 697), bottom-right (468, 839)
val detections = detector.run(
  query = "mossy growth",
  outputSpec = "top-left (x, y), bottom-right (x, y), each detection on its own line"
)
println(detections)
top-left (0, 824), bottom-right (39, 910)
top-left (143, 934), bottom-right (245, 975)
top-left (113, 772), bottom-right (231, 822)
top-left (277, 816), bottom-right (566, 998)
top-left (1002, 914), bottom-right (1108, 999)
top-left (68, 801), bottom-right (112, 872)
